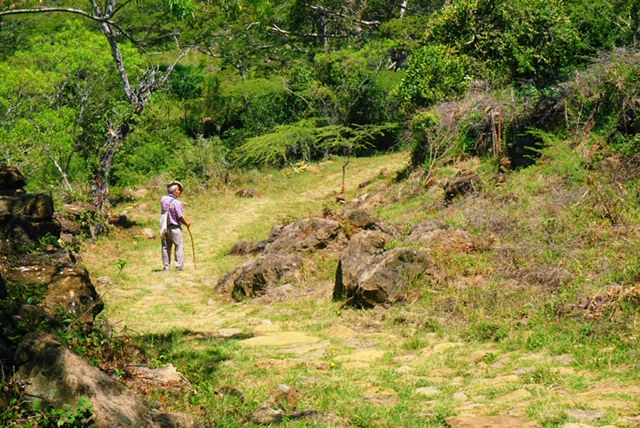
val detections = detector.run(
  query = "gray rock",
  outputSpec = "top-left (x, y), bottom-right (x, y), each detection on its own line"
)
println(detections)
top-left (0, 194), bottom-right (54, 220)
top-left (5, 262), bottom-right (102, 323)
top-left (333, 230), bottom-right (391, 301)
top-left (16, 332), bottom-right (155, 427)
top-left (264, 218), bottom-right (346, 254)
top-left (334, 230), bottom-right (439, 308)
top-left (216, 254), bottom-right (304, 299)
top-left (344, 209), bottom-right (401, 237)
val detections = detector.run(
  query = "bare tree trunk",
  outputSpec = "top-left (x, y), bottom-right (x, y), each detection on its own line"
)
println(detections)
top-left (399, 0), bottom-right (409, 18)
top-left (93, 122), bottom-right (131, 212)
top-left (88, 1), bottom-right (188, 212)
top-left (315, 15), bottom-right (329, 49)
top-left (45, 149), bottom-right (73, 192)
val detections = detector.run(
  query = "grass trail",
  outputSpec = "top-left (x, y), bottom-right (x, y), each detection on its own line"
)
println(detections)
top-left (82, 153), bottom-right (407, 334)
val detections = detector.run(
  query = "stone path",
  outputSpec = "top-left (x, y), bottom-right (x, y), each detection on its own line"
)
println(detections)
top-left (218, 317), bottom-right (640, 427)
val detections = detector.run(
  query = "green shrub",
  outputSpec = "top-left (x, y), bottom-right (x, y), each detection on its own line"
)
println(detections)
top-left (171, 135), bottom-right (233, 184)
top-left (563, 50), bottom-right (640, 146)
top-left (394, 44), bottom-right (470, 109)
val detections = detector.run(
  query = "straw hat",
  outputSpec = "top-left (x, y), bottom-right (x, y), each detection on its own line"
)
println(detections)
top-left (167, 180), bottom-right (184, 192)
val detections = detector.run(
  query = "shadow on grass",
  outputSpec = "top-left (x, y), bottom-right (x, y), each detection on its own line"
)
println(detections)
top-left (134, 328), bottom-right (253, 379)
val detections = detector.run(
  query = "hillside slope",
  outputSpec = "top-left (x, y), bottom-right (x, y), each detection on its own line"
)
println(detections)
top-left (82, 149), bottom-right (640, 427)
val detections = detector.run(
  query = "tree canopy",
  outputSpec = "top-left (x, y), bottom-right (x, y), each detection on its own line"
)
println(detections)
top-left (1, 0), bottom-right (639, 201)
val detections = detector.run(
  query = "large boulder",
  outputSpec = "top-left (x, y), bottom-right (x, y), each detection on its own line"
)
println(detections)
top-left (44, 265), bottom-right (103, 321)
top-left (334, 231), bottom-right (438, 308)
top-left (4, 253), bottom-right (103, 323)
top-left (0, 193), bottom-right (60, 251)
top-left (347, 249), bottom-right (435, 308)
top-left (16, 331), bottom-right (156, 427)
top-left (0, 193), bottom-right (54, 220)
top-left (333, 231), bottom-right (391, 301)
top-left (264, 218), bottom-right (346, 254)
top-left (216, 254), bottom-right (304, 300)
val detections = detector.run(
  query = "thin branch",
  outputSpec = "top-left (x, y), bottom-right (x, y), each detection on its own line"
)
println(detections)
top-left (309, 4), bottom-right (381, 27)
top-left (268, 23), bottom-right (351, 39)
top-left (0, 6), bottom-right (116, 23)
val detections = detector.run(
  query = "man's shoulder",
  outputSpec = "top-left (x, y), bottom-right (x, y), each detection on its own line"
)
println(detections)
top-left (162, 195), bottom-right (178, 203)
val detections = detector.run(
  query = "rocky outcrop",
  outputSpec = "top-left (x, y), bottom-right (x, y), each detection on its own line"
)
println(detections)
top-left (16, 332), bottom-right (200, 428)
top-left (216, 254), bottom-right (304, 299)
top-left (16, 331), bottom-right (155, 427)
top-left (0, 166), bottom-right (61, 253)
top-left (58, 201), bottom-right (102, 239)
top-left (333, 231), bottom-right (391, 301)
top-left (0, 166), bottom-right (26, 195)
top-left (334, 231), bottom-right (439, 308)
top-left (228, 217), bottom-right (347, 257)
top-left (343, 209), bottom-right (402, 237)
top-left (229, 240), bottom-right (267, 256)
top-left (264, 218), bottom-right (347, 254)
top-left (0, 194), bottom-right (60, 252)
top-left (3, 250), bottom-right (103, 323)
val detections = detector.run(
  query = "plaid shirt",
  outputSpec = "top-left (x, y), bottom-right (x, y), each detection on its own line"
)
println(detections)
top-left (160, 195), bottom-right (184, 226)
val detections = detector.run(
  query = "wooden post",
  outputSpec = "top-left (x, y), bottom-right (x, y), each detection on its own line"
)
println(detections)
top-left (489, 108), bottom-right (502, 156)
top-left (341, 157), bottom-right (350, 194)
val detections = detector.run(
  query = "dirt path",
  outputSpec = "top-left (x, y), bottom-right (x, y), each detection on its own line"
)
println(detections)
top-left (82, 153), bottom-right (640, 427)
top-left (83, 153), bottom-right (407, 333)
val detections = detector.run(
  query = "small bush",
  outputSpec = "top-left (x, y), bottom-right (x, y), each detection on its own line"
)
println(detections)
top-left (563, 50), bottom-right (640, 141)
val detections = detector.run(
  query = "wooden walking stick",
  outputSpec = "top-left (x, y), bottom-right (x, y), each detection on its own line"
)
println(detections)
top-left (186, 224), bottom-right (197, 269)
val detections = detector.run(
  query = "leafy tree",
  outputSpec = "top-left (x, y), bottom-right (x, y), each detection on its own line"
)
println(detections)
top-left (0, 22), bottom-right (127, 191)
top-left (311, 42), bottom-right (397, 125)
top-left (1, 0), bottom-right (194, 211)
top-left (426, 0), bottom-right (582, 85)
top-left (566, 0), bottom-right (640, 52)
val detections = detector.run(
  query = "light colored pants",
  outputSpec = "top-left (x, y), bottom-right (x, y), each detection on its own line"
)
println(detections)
top-left (162, 225), bottom-right (184, 270)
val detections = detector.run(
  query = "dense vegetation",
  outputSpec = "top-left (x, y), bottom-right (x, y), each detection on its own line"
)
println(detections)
top-left (1, 0), bottom-right (639, 199)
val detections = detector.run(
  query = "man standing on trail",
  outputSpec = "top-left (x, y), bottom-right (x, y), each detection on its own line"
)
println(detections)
top-left (161, 180), bottom-right (191, 271)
